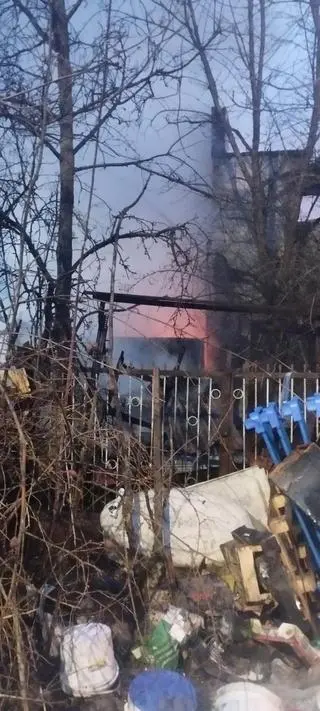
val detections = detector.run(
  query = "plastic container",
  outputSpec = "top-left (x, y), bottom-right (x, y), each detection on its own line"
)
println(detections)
top-left (126, 670), bottom-right (197, 711)
top-left (60, 622), bottom-right (119, 698)
top-left (214, 682), bottom-right (284, 711)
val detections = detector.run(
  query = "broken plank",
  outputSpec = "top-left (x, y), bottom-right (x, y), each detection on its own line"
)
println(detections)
top-left (237, 545), bottom-right (266, 603)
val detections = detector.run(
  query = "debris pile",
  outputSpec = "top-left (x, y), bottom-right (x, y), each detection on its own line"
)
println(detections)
top-left (24, 390), bottom-right (320, 710)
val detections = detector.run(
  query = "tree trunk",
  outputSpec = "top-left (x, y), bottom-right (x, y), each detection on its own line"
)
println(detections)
top-left (51, 0), bottom-right (74, 345)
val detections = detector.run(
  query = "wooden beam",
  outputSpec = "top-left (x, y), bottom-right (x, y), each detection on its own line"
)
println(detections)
top-left (84, 290), bottom-right (320, 319)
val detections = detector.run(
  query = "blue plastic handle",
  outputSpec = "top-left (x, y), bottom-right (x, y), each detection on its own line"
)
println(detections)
top-left (307, 393), bottom-right (320, 418)
top-left (245, 407), bottom-right (282, 464)
top-left (282, 396), bottom-right (310, 445)
top-left (261, 403), bottom-right (292, 457)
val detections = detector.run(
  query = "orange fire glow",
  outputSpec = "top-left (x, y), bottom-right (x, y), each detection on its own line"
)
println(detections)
top-left (115, 305), bottom-right (219, 370)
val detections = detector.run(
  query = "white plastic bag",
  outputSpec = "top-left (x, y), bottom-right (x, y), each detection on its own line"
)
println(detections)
top-left (60, 622), bottom-right (119, 698)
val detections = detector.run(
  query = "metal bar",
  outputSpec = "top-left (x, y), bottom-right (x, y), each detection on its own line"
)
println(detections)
top-left (242, 376), bottom-right (246, 469)
top-left (152, 368), bottom-right (165, 556)
top-left (219, 374), bottom-right (233, 475)
top-left (139, 376), bottom-right (143, 444)
top-left (83, 366), bottom-right (320, 380)
top-left (185, 376), bottom-right (189, 461)
top-left (207, 377), bottom-right (212, 480)
top-left (174, 376), bottom-right (177, 429)
top-left (152, 368), bottom-right (162, 473)
top-left (254, 377), bottom-right (258, 460)
top-left (128, 376), bottom-right (132, 427)
top-left (161, 376), bottom-right (167, 458)
top-left (290, 376), bottom-right (294, 442)
top-left (281, 372), bottom-right (292, 406)
top-left (277, 368), bottom-right (282, 409)
top-left (196, 377), bottom-right (201, 482)
top-left (303, 374), bottom-right (307, 420)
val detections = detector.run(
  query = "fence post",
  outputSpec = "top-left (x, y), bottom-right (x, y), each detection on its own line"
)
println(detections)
top-left (152, 368), bottom-right (162, 474)
top-left (151, 369), bottom-right (175, 585)
top-left (219, 373), bottom-right (234, 476)
top-left (151, 368), bottom-right (163, 556)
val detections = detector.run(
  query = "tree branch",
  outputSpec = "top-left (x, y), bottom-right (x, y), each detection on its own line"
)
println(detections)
top-left (67, 0), bottom-right (84, 21)
top-left (183, 0), bottom-right (252, 186)
top-left (0, 212), bottom-right (55, 285)
top-left (13, 0), bottom-right (48, 41)
top-left (0, 102), bottom-right (61, 160)
top-left (72, 226), bottom-right (184, 272)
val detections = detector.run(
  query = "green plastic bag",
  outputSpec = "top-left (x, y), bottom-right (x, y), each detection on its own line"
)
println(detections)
top-left (144, 621), bottom-right (180, 670)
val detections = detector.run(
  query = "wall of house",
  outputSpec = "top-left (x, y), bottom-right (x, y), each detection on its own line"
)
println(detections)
top-left (205, 110), bottom-right (306, 368)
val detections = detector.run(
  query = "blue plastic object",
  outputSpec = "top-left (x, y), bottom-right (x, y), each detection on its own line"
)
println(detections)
top-left (307, 393), bottom-right (320, 418)
top-left (249, 392), bottom-right (320, 574)
top-left (281, 396), bottom-right (310, 445)
top-left (245, 407), bottom-right (281, 464)
top-left (127, 671), bottom-right (197, 711)
top-left (293, 506), bottom-right (320, 572)
top-left (261, 402), bottom-right (292, 457)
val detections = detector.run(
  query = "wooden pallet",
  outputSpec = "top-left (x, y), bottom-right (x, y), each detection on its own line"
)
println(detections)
top-left (268, 492), bottom-right (316, 623)
top-left (221, 490), bottom-right (317, 623)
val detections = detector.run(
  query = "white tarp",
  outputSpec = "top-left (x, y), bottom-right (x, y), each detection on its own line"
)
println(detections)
top-left (100, 466), bottom-right (270, 567)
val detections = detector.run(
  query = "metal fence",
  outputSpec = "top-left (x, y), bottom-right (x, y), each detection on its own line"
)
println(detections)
top-left (95, 369), bottom-right (320, 489)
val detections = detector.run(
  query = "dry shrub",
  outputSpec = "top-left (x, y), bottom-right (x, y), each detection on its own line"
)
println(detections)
top-left (0, 352), bottom-right (154, 710)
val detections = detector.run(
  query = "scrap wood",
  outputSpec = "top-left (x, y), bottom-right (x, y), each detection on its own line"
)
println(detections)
top-left (221, 529), bottom-right (314, 633)
top-left (220, 540), bottom-right (272, 608)
top-left (236, 544), bottom-right (270, 603)
top-left (269, 493), bottom-right (295, 536)
top-left (0, 367), bottom-right (30, 395)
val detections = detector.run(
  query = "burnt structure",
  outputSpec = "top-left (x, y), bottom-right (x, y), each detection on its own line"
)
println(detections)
top-left (205, 109), bottom-right (320, 369)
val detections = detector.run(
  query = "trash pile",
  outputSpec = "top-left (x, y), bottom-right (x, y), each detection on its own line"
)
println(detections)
top-left (30, 389), bottom-right (320, 710)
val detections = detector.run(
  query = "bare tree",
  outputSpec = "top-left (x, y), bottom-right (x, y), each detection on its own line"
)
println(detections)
top-left (0, 0), bottom-right (188, 355)
top-left (143, 0), bottom-right (320, 367)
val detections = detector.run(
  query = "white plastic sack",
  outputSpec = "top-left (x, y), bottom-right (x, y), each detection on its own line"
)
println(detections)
top-left (60, 622), bottom-right (119, 698)
top-left (100, 466), bottom-right (269, 567)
